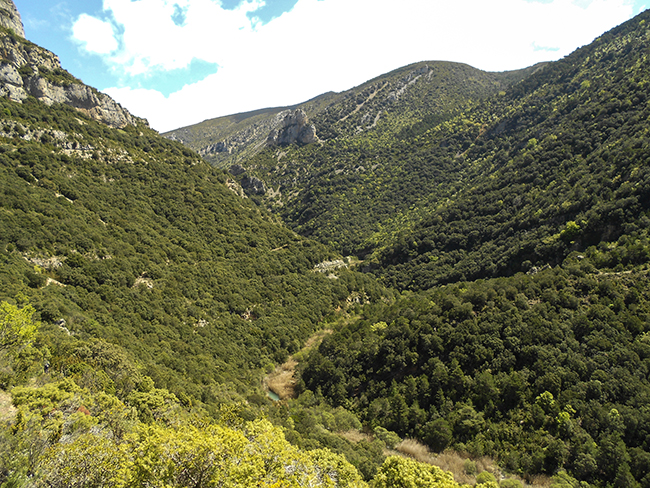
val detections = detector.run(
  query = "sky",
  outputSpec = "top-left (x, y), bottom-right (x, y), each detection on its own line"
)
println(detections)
top-left (14, 0), bottom-right (649, 132)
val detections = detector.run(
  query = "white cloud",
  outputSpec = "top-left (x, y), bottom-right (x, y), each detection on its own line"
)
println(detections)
top-left (77, 0), bottom-right (638, 131)
top-left (72, 14), bottom-right (119, 54)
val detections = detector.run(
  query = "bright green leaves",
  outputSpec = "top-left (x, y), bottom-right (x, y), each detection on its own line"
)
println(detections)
top-left (0, 301), bottom-right (39, 358)
top-left (36, 419), bottom-right (368, 488)
top-left (6, 379), bottom-right (369, 488)
top-left (0, 300), bottom-right (43, 386)
top-left (38, 435), bottom-right (130, 488)
top-left (371, 456), bottom-right (458, 488)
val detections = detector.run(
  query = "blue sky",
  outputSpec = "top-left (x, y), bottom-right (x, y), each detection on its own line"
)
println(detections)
top-left (14, 0), bottom-right (649, 132)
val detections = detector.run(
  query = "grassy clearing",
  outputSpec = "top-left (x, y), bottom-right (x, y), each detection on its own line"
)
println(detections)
top-left (393, 439), bottom-right (550, 487)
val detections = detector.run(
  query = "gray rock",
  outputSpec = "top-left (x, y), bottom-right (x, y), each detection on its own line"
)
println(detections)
top-left (240, 175), bottom-right (266, 195)
top-left (200, 141), bottom-right (230, 155)
top-left (0, 0), bottom-right (24, 38)
top-left (267, 109), bottom-right (318, 147)
top-left (0, 1), bottom-right (144, 129)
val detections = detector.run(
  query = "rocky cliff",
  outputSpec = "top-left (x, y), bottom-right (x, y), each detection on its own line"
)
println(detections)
top-left (266, 109), bottom-right (318, 147)
top-left (0, 0), bottom-right (23, 37)
top-left (0, 0), bottom-right (143, 129)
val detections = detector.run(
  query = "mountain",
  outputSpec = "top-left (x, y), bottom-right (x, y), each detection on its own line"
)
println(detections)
top-left (163, 61), bottom-right (543, 166)
top-left (0, 0), bottom-right (23, 37)
top-left (0, 2), bottom-right (395, 398)
top-left (0, 5), bottom-right (395, 485)
top-left (294, 10), bottom-right (650, 488)
top-left (373, 8), bottom-right (650, 289)
top-left (165, 61), bottom-right (544, 256)
top-left (0, 14), bottom-right (140, 129)
top-left (4, 0), bottom-right (650, 486)
top-left (168, 10), bottom-right (650, 293)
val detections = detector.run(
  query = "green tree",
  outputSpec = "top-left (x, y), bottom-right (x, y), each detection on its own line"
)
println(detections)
top-left (0, 301), bottom-right (39, 359)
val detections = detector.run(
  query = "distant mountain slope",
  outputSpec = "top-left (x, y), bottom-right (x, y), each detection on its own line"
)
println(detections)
top-left (165, 61), bottom-right (540, 255)
top-left (164, 61), bottom-right (540, 167)
top-left (171, 9), bottom-right (650, 292)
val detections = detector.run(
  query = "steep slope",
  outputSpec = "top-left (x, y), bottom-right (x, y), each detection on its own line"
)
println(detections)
top-left (0, 3), bottom-right (388, 404)
top-left (0, 17), bottom-right (140, 128)
top-left (0, 95), bottom-right (392, 400)
top-left (375, 8), bottom-right (650, 289)
top-left (302, 255), bottom-right (650, 487)
top-left (0, 5), bottom-right (399, 484)
top-left (0, 0), bottom-right (23, 37)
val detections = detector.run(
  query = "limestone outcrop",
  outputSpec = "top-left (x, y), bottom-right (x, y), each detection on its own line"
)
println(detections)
top-left (0, 0), bottom-right (144, 129)
top-left (0, 0), bottom-right (24, 38)
top-left (266, 109), bottom-right (318, 147)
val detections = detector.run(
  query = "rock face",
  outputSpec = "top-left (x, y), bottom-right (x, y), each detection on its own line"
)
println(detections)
top-left (0, 0), bottom-right (143, 129)
top-left (0, 0), bottom-right (24, 38)
top-left (240, 175), bottom-right (266, 195)
top-left (266, 109), bottom-right (318, 147)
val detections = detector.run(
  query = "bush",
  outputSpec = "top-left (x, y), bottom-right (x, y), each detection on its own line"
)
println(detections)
top-left (500, 479), bottom-right (523, 488)
top-left (476, 471), bottom-right (497, 484)
top-left (374, 426), bottom-right (401, 449)
top-left (464, 459), bottom-right (478, 475)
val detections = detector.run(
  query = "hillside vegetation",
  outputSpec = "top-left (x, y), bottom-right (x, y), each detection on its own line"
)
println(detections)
top-left (374, 10), bottom-right (650, 290)
top-left (225, 62), bottom-right (541, 256)
top-left (3, 3), bottom-right (650, 487)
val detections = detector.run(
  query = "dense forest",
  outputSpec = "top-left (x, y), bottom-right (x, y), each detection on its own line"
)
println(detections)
top-left (302, 250), bottom-right (650, 486)
top-left (216, 8), bottom-right (650, 290)
top-left (2, 3), bottom-right (650, 487)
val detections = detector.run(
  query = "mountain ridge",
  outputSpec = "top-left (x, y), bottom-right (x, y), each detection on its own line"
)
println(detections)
top-left (0, 3), bottom-right (143, 129)
top-left (163, 60), bottom-right (545, 167)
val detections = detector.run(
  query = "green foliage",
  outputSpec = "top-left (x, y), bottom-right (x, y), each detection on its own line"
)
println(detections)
top-left (0, 300), bottom-right (42, 386)
top-left (462, 459), bottom-right (477, 476)
top-left (0, 93), bottom-right (390, 409)
top-left (499, 479), bottom-right (522, 488)
top-left (301, 259), bottom-right (650, 486)
top-left (373, 426), bottom-right (401, 449)
top-left (476, 471), bottom-right (497, 484)
top-left (372, 9), bottom-right (650, 289)
top-left (0, 301), bottom-right (39, 357)
top-left (3, 373), bottom-right (369, 488)
top-left (4, 7), bottom-right (650, 488)
top-left (371, 456), bottom-right (459, 488)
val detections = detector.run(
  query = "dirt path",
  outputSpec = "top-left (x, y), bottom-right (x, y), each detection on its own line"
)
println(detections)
top-left (0, 389), bottom-right (16, 422)
top-left (263, 329), bottom-right (332, 400)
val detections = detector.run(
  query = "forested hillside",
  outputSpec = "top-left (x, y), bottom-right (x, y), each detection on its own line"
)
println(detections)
top-left (4, 1), bottom-right (650, 486)
top-left (302, 251), bottom-right (650, 486)
top-left (293, 10), bottom-right (650, 488)
top-left (374, 9), bottom-right (650, 290)
top-left (0, 13), bottom-right (409, 484)
top-left (181, 10), bottom-right (650, 292)
top-left (165, 62), bottom-right (542, 256)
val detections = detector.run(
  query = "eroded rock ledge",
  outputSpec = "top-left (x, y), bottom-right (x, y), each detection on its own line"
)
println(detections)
top-left (0, 0), bottom-right (144, 129)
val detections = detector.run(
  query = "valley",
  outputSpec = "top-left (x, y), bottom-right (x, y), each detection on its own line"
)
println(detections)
top-left (1, 1), bottom-right (650, 486)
